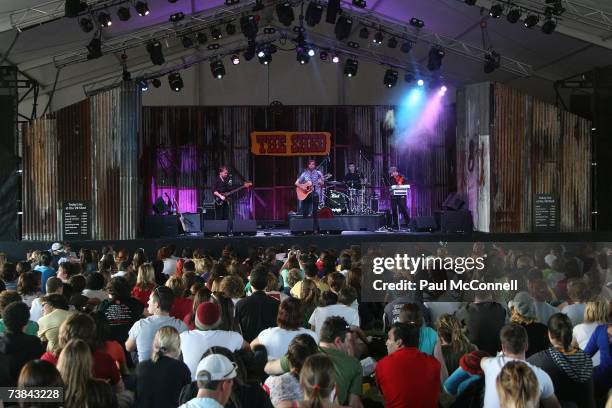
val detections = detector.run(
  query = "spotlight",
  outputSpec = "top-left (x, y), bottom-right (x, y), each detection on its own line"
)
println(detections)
top-left (276, 2), bottom-right (295, 26)
top-left (347, 41), bottom-right (360, 49)
top-left (152, 78), bottom-right (162, 88)
top-left (387, 37), bottom-right (398, 49)
top-left (332, 54), bottom-right (340, 63)
top-left (257, 46), bottom-right (272, 64)
top-left (226, 22), bottom-right (237, 35)
top-left (207, 44), bottom-right (220, 50)
top-left (263, 27), bottom-right (276, 34)
top-left (197, 32), bottom-right (208, 44)
top-left (400, 41), bottom-right (413, 53)
top-left (334, 16), bottom-right (353, 40)
top-left (117, 7), bottom-right (131, 21)
top-left (168, 72), bottom-right (183, 92)
top-left (307, 47), bottom-right (316, 57)
top-left (441, 85), bottom-right (447, 92)
top-left (524, 14), bottom-right (539, 28)
top-left (320, 51), bottom-right (328, 61)
top-left (169, 12), bottom-right (185, 23)
top-left (427, 47), bottom-right (445, 71)
top-left (181, 36), bottom-right (194, 48)
top-left (79, 17), bottom-right (94, 33)
top-left (352, 0), bottom-right (367, 8)
top-left (146, 41), bottom-right (164, 65)
top-left (359, 27), bottom-right (370, 39)
top-left (296, 48), bottom-right (310, 64)
top-left (409, 18), bottom-right (424, 28)
top-left (138, 80), bottom-right (149, 91)
top-left (98, 12), bottom-right (112, 27)
top-left (231, 55), bottom-right (241, 65)
top-left (464, 0), bottom-right (477, 4)
top-left (541, 18), bottom-right (556, 34)
top-left (484, 50), bottom-right (501, 73)
top-left (489, 4), bottom-right (504, 19)
top-left (507, 8), bottom-right (521, 23)
top-left (65, 0), bottom-right (86, 18)
top-left (417, 79), bottom-right (424, 87)
top-left (135, 1), bottom-right (150, 16)
top-left (240, 15), bottom-right (259, 39)
top-left (210, 60), bottom-right (225, 79)
top-left (86, 38), bottom-right (102, 59)
top-left (373, 31), bottom-right (384, 44)
top-left (384, 69), bottom-right (398, 88)
top-left (211, 27), bottom-right (222, 40)
top-left (305, 2), bottom-right (323, 27)
top-left (225, 0), bottom-right (240, 4)
top-left (257, 48), bottom-right (266, 58)
top-left (344, 59), bottom-right (358, 77)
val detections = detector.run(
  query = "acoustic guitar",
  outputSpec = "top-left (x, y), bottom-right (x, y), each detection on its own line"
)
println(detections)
top-left (296, 174), bottom-right (332, 201)
top-left (214, 181), bottom-right (253, 206)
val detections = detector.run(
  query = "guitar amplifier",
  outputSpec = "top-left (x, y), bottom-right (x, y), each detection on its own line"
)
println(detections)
top-left (199, 202), bottom-right (216, 220)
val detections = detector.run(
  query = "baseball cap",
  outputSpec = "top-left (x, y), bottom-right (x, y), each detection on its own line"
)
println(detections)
top-left (196, 354), bottom-right (237, 382)
top-left (50, 242), bottom-right (63, 252)
top-left (195, 302), bottom-right (221, 330)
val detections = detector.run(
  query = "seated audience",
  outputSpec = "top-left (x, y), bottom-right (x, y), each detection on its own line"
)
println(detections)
top-left (399, 303), bottom-right (438, 356)
top-left (167, 275), bottom-right (193, 321)
top-left (34, 252), bottom-right (55, 294)
top-left (82, 273), bottom-right (108, 303)
top-left (509, 292), bottom-right (550, 357)
top-left (443, 350), bottom-right (489, 405)
top-left (30, 277), bottom-right (63, 323)
top-left (131, 263), bottom-right (157, 307)
top-left (561, 279), bottom-right (589, 325)
top-left (18, 359), bottom-right (64, 408)
top-left (37, 293), bottom-right (73, 352)
top-left (184, 287), bottom-right (212, 330)
top-left (179, 353), bottom-right (237, 408)
top-left (572, 296), bottom-right (609, 366)
top-left (17, 271), bottom-right (41, 307)
top-left (292, 354), bottom-right (342, 408)
top-left (290, 263), bottom-right (330, 299)
top-left (437, 313), bottom-right (477, 374)
top-left (496, 361), bottom-right (541, 408)
top-left (95, 276), bottom-right (144, 345)
top-left (309, 290), bottom-right (359, 340)
top-left (457, 291), bottom-right (507, 355)
top-left (584, 311), bottom-right (612, 401)
top-left (0, 290), bottom-right (39, 335)
top-left (299, 279), bottom-right (320, 328)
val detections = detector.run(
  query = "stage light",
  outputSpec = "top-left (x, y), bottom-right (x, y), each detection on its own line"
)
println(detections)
top-left (170, 12), bottom-right (185, 23)
top-left (257, 46), bottom-right (272, 64)
top-left (146, 41), bottom-right (164, 65)
top-left (305, 2), bottom-right (323, 27)
top-left (117, 7), bottom-right (131, 21)
top-left (307, 47), bottom-right (316, 57)
top-left (489, 4), bottom-right (504, 19)
top-left (387, 37), bottom-right (398, 48)
top-left (400, 41), bottom-right (413, 53)
top-left (417, 79), bottom-right (424, 86)
top-left (138, 80), bottom-right (149, 91)
top-left (79, 17), bottom-right (94, 32)
top-left (384, 69), bottom-right (398, 88)
top-left (226, 22), bottom-right (237, 35)
top-left (98, 12), bottom-right (112, 28)
top-left (352, 0), bottom-right (367, 8)
top-left (152, 78), bottom-right (162, 88)
top-left (197, 32), bottom-right (208, 44)
top-left (135, 1), bottom-right (150, 16)
top-left (276, 2), bottom-right (295, 26)
top-left (344, 59), bottom-right (358, 77)
top-left (359, 27), bottom-right (370, 39)
top-left (240, 15), bottom-right (258, 39)
top-left (373, 31), bottom-right (384, 44)
top-left (263, 27), bottom-right (276, 34)
top-left (464, 0), bottom-right (477, 5)
top-left (207, 44), bottom-right (220, 50)
top-left (409, 18), bottom-right (424, 28)
top-left (211, 27), bottom-right (222, 40)
top-left (507, 8), bottom-right (521, 23)
top-left (257, 48), bottom-right (265, 58)
top-left (225, 0), bottom-right (240, 4)
top-left (524, 14), bottom-right (539, 28)
top-left (347, 41), bottom-right (360, 48)
top-left (427, 47), bottom-right (445, 71)
top-left (296, 48), bottom-right (310, 64)
top-left (440, 85), bottom-right (447, 93)
top-left (181, 36), bottom-right (194, 48)
top-left (86, 38), bottom-right (102, 59)
top-left (484, 50), bottom-right (501, 73)
top-left (65, 0), bottom-right (86, 18)
top-left (168, 72), bottom-right (183, 92)
top-left (231, 55), bottom-right (241, 65)
top-left (210, 60), bottom-right (225, 79)
top-left (335, 16), bottom-right (353, 40)
top-left (541, 18), bottom-right (556, 34)
top-left (332, 54), bottom-right (340, 63)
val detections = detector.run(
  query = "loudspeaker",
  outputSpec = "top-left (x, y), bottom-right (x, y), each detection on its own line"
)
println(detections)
top-left (202, 220), bottom-right (229, 236)
top-left (290, 217), bottom-right (314, 235)
top-left (326, 0), bottom-right (341, 23)
top-left (180, 213), bottom-right (201, 233)
top-left (144, 215), bottom-right (178, 237)
top-left (409, 216), bottom-right (438, 232)
top-left (233, 219), bottom-right (257, 236)
top-left (440, 210), bottom-right (473, 233)
top-left (319, 218), bottom-right (343, 234)
top-left (442, 193), bottom-right (465, 211)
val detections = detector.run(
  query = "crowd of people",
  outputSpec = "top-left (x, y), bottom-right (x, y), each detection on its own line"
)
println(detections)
top-left (0, 241), bottom-right (610, 408)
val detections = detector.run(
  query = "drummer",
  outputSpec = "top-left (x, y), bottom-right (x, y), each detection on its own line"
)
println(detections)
top-left (344, 162), bottom-right (364, 189)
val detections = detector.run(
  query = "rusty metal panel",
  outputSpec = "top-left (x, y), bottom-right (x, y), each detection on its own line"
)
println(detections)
top-left (90, 82), bottom-right (140, 240)
top-left (22, 118), bottom-right (59, 240)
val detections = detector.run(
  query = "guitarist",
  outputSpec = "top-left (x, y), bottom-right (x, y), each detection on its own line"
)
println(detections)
top-left (213, 166), bottom-right (232, 221)
top-left (295, 159), bottom-right (325, 232)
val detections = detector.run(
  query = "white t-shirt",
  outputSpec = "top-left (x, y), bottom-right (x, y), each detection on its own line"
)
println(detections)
top-left (562, 303), bottom-right (586, 326)
top-left (573, 322), bottom-right (600, 366)
top-left (308, 304), bottom-right (360, 339)
top-left (162, 258), bottom-right (177, 276)
top-left (257, 327), bottom-right (318, 360)
top-left (482, 355), bottom-right (555, 408)
top-left (128, 315), bottom-right (188, 363)
top-left (82, 289), bottom-right (108, 302)
top-left (180, 329), bottom-right (245, 380)
top-left (29, 297), bottom-right (44, 322)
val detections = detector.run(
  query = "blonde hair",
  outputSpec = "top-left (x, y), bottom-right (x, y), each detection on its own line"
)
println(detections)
top-left (496, 361), bottom-right (540, 408)
top-left (437, 314), bottom-right (474, 355)
top-left (300, 354), bottom-right (335, 408)
top-left (136, 263), bottom-right (156, 290)
top-left (583, 296), bottom-right (609, 324)
top-left (165, 275), bottom-right (185, 298)
top-left (57, 339), bottom-right (93, 408)
top-left (152, 326), bottom-right (181, 362)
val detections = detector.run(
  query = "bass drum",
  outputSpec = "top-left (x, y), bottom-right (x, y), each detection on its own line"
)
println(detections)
top-left (324, 190), bottom-right (348, 215)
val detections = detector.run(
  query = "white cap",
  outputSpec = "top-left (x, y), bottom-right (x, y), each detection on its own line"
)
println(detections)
top-left (196, 354), bottom-right (237, 382)
top-left (50, 242), bottom-right (63, 252)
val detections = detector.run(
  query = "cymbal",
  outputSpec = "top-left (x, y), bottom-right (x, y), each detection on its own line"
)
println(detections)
top-left (326, 180), bottom-right (346, 186)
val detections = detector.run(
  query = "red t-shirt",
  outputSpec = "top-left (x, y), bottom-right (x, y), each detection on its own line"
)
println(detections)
top-left (170, 297), bottom-right (193, 321)
top-left (375, 347), bottom-right (441, 408)
top-left (103, 340), bottom-right (126, 370)
top-left (41, 349), bottom-right (120, 385)
top-left (183, 312), bottom-right (195, 330)
top-left (131, 285), bottom-right (155, 306)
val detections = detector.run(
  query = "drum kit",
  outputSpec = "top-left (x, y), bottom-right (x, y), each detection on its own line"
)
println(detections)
top-left (319, 179), bottom-right (377, 216)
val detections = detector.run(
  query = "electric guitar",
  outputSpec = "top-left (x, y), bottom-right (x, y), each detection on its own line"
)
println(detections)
top-left (296, 173), bottom-right (332, 201)
top-left (214, 181), bottom-right (253, 206)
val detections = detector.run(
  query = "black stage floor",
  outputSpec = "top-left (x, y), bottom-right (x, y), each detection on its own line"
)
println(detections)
top-left (2, 229), bottom-right (612, 261)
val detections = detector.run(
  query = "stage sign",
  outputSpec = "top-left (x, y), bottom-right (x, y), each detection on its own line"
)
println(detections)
top-left (534, 194), bottom-right (559, 232)
top-left (62, 201), bottom-right (91, 240)
top-left (251, 132), bottom-right (331, 156)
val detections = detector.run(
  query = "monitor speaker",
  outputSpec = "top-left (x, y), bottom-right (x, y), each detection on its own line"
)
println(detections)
top-left (319, 218), bottom-right (343, 234)
top-left (202, 220), bottom-right (229, 236)
top-left (289, 217), bottom-right (314, 234)
top-left (233, 219), bottom-right (257, 236)
top-left (442, 193), bottom-right (465, 211)
top-left (180, 213), bottom-right (201, 233)
top-left (409, 216), bottom-right (438, 232)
